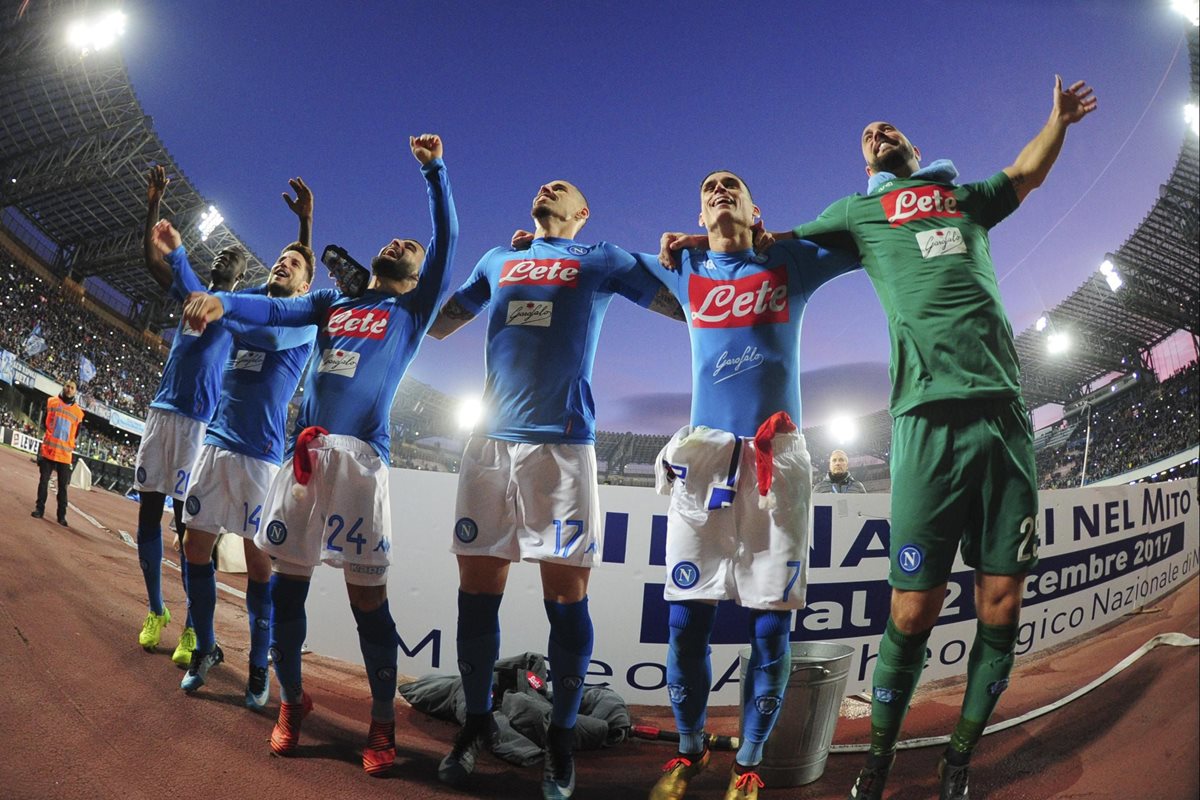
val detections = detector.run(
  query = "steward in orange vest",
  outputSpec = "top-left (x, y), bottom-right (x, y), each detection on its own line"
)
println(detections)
top-left (33, 380), bottom-right (85, 526)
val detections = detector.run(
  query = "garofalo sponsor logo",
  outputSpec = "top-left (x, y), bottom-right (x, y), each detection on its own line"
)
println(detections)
top-left (505, 300), bottom-right (553, 327)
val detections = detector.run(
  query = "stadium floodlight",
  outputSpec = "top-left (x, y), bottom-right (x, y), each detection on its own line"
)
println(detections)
top-left (66, 10), bottom-right (127, 54)
top-left (456, 396), bottom-right (484, 431)
top-left (197, 205), bottom-right (224, 242)
top-left (828, 415), bottom-right (858, 445)
top-left (1047, 331), bottom-right (1070, 354)
top-left (1098, 259), bottom-right (1123, 291)
top-left (1035, 315), bottom-right (1048, 332)
top-left (1186, 103), bottom-right (1199, 136)
top-left (1172, 0), bottom-right (1199, 26)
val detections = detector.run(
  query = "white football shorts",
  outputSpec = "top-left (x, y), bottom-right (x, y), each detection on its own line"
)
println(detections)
top-left (134, 407), bottom-right (207, 500)
top-left (254, 433), bottom-right (392, 586)
top-left (655, 425), bottom-right (812, 610)
top-left (182, 444), bottom-right (279, 539)
top-left (451, 436), bottom-right (601, 567)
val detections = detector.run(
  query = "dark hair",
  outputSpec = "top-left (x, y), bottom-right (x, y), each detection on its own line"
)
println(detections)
top-left (700, 170), bottom-right (752, 200)
top-left (280, 242), bottom-right (315, 282)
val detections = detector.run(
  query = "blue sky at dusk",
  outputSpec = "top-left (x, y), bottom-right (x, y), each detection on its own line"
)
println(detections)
top-left (117, 1), bottom-right (1195, 435)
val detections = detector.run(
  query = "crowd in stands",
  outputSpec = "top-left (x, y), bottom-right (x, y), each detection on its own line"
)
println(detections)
top-left (0, 261), bottom-right (166, 416)
top-left (75, 426), bottom-right (138, 468)
top-left (1037, 361), bottom-right (1199, 488)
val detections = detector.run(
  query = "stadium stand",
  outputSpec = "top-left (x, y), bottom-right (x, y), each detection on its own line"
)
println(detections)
top-left (0, 3), bottom-right (1195, 500)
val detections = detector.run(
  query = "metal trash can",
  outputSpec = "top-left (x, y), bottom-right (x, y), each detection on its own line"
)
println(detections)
top-left (738, 641), bottom-right (854, 787)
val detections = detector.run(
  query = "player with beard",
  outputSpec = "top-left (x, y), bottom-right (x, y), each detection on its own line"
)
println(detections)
top-left (133, 166), bottom-right (248, 666)
top-left (663, 76), bottom-right (1096, 800)
top-left (148, 177), bottom-right (316, 709)
top-left (427, 179), bottom-right (678, 800)
top-left (181, 134), bottom-right (456, 776)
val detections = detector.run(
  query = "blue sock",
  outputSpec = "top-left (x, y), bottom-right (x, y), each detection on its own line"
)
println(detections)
top-left (352, 601), bottom-right (399, 722)
top-left (136, 525), bottom-right (164, 615)
top-left (269, 574), bottom-right (309, 703)
top-left (666, 601), bottom-right (717, 754)
top-left (457, 591), bottom-right (503, 715)
top-left (736, 610), bottom-right (793, 767)
top-left (245, 579), bottom-right (272, 669)
top-left (185, 559), bottom-right (217, 653)
top-left (179, 552), bottom-right (194, 629)
top-left (545, 597), bottom-right (594, 729)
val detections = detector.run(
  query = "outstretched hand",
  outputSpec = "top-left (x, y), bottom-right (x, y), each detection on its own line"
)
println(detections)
top-left (1053, 76), bottom-right (1097, 125)
top-left (147, 165), bottom-right (169, 204)
top-left (282, 177), bottom-right (313, 218)
top-left (150, 219), bottom-right (182, 256)
top-left (410, 134), bottom-right (443, 165)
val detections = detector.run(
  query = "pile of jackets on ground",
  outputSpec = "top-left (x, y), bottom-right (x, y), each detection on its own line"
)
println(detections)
top-left (399, 652), bottom-right (631, 766)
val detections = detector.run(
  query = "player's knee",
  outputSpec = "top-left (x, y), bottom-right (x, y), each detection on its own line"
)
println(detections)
top-left (347, 582), bottom-right (387, 612)
top-left (668, 601), bottom-right (716, 657)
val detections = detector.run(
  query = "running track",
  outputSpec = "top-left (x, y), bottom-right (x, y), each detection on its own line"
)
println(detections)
top-left (1, 445), bottom-right (1195, 799)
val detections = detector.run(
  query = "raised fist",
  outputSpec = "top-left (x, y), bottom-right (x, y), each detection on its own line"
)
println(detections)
top-left (410, 134), bottom-right (443, 165)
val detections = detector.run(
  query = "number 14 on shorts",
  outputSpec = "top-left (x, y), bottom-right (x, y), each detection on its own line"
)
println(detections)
top-left (325, 514), bottom-right (389, 555)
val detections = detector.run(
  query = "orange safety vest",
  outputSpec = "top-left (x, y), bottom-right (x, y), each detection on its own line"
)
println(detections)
top-left (40, 396), bottom-right (85, 464)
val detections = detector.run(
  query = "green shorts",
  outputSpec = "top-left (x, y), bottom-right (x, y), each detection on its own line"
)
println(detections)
top-left (889, 397), bottom-right (1039, 590)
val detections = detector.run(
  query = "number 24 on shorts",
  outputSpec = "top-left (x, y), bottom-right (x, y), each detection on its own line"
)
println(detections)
top-left (325, 514), bottom-right (388, 555)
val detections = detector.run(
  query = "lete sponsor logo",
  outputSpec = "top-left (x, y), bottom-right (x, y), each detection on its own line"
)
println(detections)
top-left (498, 259), bottom-right (580, 287)
top-left (689, 267), bottom-right (789, 328)
top-left (505, 300), bottom-right (553, 327)
top-left (317, 348), bottom-right (360, 377)
top-left (915, 227), bottom-right (967, 259)
top-left (881, 184), bottom-right (961, 226)
top-left (325, 307), bottom-right (390, 339)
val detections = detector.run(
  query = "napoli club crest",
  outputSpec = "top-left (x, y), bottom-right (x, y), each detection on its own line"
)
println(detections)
top-left (185, 495), bottom-right (200, 516)
top-left (266, 520), bottom-right (288, 545)
top-left (567, 245), bottom-right (589, 256)
top-left (896, 544), bottom-right (923, 574)
top-left (671, 561), bottom-right (700, 589)
top-left (455, 517), bottom-right (478, 543)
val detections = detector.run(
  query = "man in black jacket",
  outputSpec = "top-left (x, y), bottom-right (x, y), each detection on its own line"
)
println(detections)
top-left (813, 450), bottom-right (867, 494)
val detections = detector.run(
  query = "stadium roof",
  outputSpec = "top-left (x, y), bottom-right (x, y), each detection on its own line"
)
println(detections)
top-left (1014, 27), bottom-right (1199, 408)
top-left (0, 0), bottom-right (268, 329)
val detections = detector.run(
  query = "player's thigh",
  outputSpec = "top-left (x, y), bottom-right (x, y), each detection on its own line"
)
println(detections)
top-left (513, 443), bottom-right (600, 565)
top-left (734, 436), bottom-right (812, 610)
top-left (452, 437), bottom-right (519, 560)
top-left (968, 400), bottom-right (1039, 577)
top-left (889, 407), bottom-right (970, 590)
top-left (664, 500), bottom-right (736, 603)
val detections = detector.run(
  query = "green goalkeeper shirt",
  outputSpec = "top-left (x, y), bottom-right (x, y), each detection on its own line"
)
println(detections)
top-left (793, 171), bottom-right (1022, 417)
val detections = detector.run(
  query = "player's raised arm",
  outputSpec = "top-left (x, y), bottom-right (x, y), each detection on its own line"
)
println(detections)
top-left (1003, 76), bottom-right (1097, 203)
top-left (408, 134), bottom-right (459, 320)
top-left (142, 166), bottom-right (173, 290)
top-left (282, 176), bottom-right (314, 250)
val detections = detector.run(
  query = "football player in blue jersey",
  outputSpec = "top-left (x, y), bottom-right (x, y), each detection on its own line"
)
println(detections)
top-left (181, 134), bottom-right (456, 777)
top-left (148, 179), bottom-right (316, 710)
top-left (636, 172), bottom-right (858, 800)
top-left (427, 179), bottom-right (679, 800)
top-left (134, 165), bottom-right (248, 666)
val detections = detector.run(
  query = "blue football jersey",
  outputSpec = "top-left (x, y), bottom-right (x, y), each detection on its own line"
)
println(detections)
top-left (150, 248), bottom-right (239, 422)
top-left (165, 246), bottom-right (316, 465)
top-left (637, 241), bottom-right (858, 437)
top-left (452, 237), bottom-right (661, 444)
top-left (215, 158), bottom-right (456, 460)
